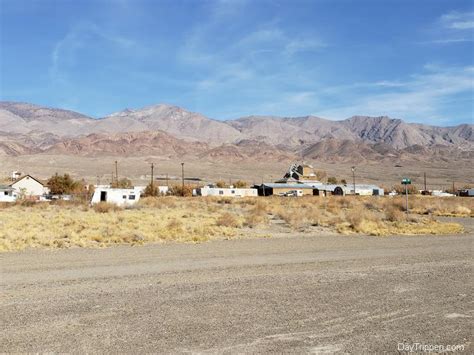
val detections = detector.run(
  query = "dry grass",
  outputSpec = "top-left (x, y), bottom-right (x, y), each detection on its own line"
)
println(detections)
top-left (0, 195), bottom-right (470, 251)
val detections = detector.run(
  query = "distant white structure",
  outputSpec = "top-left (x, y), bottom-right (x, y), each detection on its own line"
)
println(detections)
top-left (11, 171), bottom-right (22, 181)
top-left (0, 185), bottom-right (17, 202)
top-left (431, 190), bottom-right (455, 197)
top-left (194, 186), bottom-right (258, 197)
top-left (10, 175), bottom-right (49, 198)
top-left (351, 184), bottom-right (384, 196)
top-left (91, 187), bottom-right (142, 206)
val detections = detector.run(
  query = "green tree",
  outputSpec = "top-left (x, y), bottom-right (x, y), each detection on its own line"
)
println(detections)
top-left (47, 173), bottom-right (79, 195)
top-left (327, 176), bottom-right (338, 184)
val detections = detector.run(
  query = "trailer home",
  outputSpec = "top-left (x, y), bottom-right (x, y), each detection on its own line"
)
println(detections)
top-left (91, 187), bottom-right (142, 206)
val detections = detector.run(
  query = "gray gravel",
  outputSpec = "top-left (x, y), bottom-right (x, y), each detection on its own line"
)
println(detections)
top-left (1, 230), bottom-right (473, 353)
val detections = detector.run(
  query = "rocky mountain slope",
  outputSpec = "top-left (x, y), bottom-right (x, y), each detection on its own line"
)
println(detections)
top-left (0, 101), bottom-right (472, 162)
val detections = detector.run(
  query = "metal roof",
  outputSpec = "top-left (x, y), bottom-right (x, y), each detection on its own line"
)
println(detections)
top-left (260, 183), bottom-right (315, 189)
top-left (0, 185), bottom-right (14, 191)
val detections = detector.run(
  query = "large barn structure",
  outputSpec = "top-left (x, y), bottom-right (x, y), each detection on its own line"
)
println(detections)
top-left (256, 163), bottom-right (383, 197)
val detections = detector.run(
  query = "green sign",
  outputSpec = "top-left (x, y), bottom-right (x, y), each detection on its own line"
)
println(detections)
top-left (401, 178), bottom-right (411, 185)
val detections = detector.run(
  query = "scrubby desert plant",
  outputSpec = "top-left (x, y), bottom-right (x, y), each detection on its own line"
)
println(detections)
top-left (216, 212), bottom-right (241, 228)
top-left (233, 180), bottom-right (248, 188)
top-left (169, 184), bottom-right (194, 197)
top-left (93, 202), bottom-right (121, 213)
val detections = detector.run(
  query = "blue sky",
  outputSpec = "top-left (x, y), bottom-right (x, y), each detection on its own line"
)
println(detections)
top-left (0, 0), bottom-right (473, 125)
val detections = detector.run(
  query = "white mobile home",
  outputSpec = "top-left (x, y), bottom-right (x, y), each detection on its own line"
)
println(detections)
top-left (91, 187), bottom-right (142, 206)
top-left (195, 186), bottom-right (258, 197)
top-left (10, 175), bottom-right (48, 198)
top-left (0, 185), bottom-right (17, 202)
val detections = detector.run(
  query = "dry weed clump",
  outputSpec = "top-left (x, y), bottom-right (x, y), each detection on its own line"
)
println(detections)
top-left (93, 202), bottom-right (122, 213)
top-left (244, 204), bottom-right (269, 228)
top-left (216, 212), bottom-right (242, 228)
top-left (384, 205), bottom-right (406, 222)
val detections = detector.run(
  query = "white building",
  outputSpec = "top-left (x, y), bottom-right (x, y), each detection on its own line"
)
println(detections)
top-left (0, 185), bottom-right (17, 202)
top-left (11, 171), bottom-right (22, 181)
top-left (10, 175), bottom-right (48, 198)
top-left (195, 186), bottom-right (258, 197)
top-left (91, 187), bottom-right (143, 206)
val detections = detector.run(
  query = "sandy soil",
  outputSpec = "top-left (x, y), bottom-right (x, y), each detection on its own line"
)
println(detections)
top-left (2, 154), bottom-right (473, 189)
top-left (1, 220), bottom-right (473, 353)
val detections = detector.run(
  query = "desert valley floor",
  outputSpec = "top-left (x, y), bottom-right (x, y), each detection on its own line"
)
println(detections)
top-left (2, 154), bottom-right (473, 189)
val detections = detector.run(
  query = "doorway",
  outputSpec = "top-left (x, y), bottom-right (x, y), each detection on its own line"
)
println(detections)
top-left (100, 191), bottom-right (107, 202)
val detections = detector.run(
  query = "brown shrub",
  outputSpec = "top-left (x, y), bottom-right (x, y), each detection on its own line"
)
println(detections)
top-left (166, 218), bottom-right (183, 232)
top-left (169, 184), bottom-right (194, 197)
top-left (244, 205), bottom-right (269, 228)
top-left (93, 202), bottom-right (121, 213)
top-left (233, 180), bottom-right (248, 188)
top-left (216, 212), bottom-right (241, 228)
top-left (385, 205), bottom-right (405, 222)
top-left (139, 196), bottom-right (177, 209)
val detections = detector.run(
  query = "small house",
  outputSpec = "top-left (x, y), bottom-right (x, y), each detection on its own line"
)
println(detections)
top-left (458, 189), bottom-right (474, 197)
top-left (195, 186), bottom-right (258, 197)
top-left (349, 184), bottom-right (384, 196)
top-left (256, 183), bottom-right (317, 196)
top-left (91, 187), bottom-right (142, 206)
top-left (0, 185), bottom-right (17, 202)
top-left (10, 175), bottom-right (48, 198)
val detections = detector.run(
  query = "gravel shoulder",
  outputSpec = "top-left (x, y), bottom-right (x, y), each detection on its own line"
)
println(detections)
top-left (1, 227), bottom-right (473, 353)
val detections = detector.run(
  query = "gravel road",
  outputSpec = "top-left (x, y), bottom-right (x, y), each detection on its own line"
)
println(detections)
top-left (1, 229), bottom-right (473, 353)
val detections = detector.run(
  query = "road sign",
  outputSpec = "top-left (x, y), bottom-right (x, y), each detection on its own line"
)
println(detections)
top-left (401, 178), bottom-right (411, 185)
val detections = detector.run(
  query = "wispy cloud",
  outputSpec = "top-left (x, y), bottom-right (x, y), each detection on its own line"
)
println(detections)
top-left (441, 11), bottom-right (474, 30)
top-left (425, 10), bottom-right (474, 45)
top-left (316, 65), bottom-right (474, 124)
top-left (50, 22), bottom-right (136, 83)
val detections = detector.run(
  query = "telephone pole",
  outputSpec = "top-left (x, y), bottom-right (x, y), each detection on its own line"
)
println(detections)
top-left (115, 161), bottom-right (118, 184)
top-left (181, 162), bottom-right (185, 196)
top-left (351, 166), bottom-right (356, 195)
top-left (150, 163), bottom-right (154, 188)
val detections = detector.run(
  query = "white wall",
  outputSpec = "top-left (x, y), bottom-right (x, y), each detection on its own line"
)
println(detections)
top-left (197, 187), bottom-right (258, 197)
top-left (0, 190), bottom-right (17, 202)
top-left (91, 187), bottom-right (142, 206)
top-left (11, 176), bottom-right (47, 196)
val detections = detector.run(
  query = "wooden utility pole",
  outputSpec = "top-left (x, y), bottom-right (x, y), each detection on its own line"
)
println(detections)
top-left (181, 162), bottom-right (185, 196)
top-left (424, 172), bottom-right (427, 191)
top-left (115, 161), bottom-right (118, 184)
top-left (150, 163), bottom-right (154, 188)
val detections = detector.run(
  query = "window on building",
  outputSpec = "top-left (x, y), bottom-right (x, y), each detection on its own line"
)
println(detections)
top-left (231, 190), bottom-right (235, 194)
top-left (4, 191), bottom-right (8, 195)
top-left (219, 191), bottom-right (224, 195)
top-left (123, 195), bottom-right (127, 199)
top-left (129, 195), bottom-right (136, 200)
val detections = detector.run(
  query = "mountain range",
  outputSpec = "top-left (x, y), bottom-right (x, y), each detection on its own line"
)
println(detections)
top-left (0, 101), bottom-right (472, 163)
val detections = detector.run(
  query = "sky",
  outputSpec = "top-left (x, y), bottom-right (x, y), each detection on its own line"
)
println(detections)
top-left (0, 0), bottom-right (473, 125)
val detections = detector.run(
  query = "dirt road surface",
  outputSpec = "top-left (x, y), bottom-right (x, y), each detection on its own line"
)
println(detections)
top-left (1, 230), bottom-right (473, 353)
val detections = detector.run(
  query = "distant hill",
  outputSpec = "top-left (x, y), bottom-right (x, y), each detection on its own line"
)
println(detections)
top-left (0, 101), bottom-right (472, 163)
